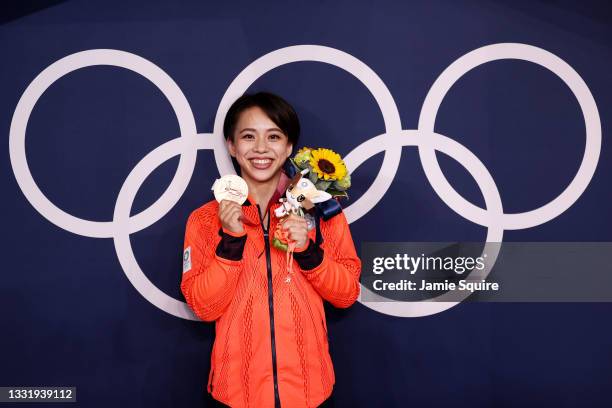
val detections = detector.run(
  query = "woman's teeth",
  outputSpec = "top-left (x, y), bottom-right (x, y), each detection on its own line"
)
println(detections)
top-left (250, 159), bottom-right (272, 169)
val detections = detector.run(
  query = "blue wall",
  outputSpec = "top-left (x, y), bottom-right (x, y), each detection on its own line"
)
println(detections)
top-left (1, 1), bottom-right (611, 406)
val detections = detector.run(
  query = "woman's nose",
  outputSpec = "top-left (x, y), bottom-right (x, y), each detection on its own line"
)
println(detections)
top-left (254, 136), bottom-right (268, 152)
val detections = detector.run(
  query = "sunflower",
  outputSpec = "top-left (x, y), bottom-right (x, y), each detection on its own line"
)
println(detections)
top-left (309, 148), bottom-right (347, 181)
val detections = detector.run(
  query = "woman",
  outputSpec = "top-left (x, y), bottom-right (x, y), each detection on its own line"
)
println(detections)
top-left (181, 92), bottom-right (361, 408)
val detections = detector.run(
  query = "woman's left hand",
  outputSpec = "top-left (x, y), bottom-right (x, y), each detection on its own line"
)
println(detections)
top-left (280, 214), bottom-right (310, 249)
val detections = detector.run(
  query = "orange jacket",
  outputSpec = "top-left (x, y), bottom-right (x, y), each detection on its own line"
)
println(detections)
top-left (181, 193), bottom-right (361, 408)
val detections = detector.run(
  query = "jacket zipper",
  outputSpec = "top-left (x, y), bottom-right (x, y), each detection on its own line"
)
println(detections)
top-left (257, 204), bottom-right (281, 408)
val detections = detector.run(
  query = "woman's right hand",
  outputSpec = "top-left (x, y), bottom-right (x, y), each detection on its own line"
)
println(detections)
top-left (219, 200), bottom-right (245, 234)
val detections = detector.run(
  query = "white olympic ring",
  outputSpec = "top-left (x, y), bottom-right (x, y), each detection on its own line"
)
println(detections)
top-left (9, 43), bottom-right (601, 319)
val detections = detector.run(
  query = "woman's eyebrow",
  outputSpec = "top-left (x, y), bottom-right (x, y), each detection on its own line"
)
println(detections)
top-left (239, 127), bottom-right (283, 133)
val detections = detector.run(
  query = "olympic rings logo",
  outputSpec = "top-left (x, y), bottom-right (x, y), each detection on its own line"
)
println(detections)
top-left (9, 43), bottom-right (601, 319)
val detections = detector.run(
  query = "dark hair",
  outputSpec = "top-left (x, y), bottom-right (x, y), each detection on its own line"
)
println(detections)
top-left (223, 91), bottom-right (300, 149)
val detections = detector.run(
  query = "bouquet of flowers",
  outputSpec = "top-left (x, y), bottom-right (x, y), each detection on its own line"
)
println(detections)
top-left (291, 147), bottom-right (351, 199)
top-left (273, 147), bottom-right (352, 276)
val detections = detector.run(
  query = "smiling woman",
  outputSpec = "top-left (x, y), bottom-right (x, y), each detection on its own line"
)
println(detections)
top-left (226, 102), bottom-right (295, 203)
top-left (223, 92), bottom-right (300, 231)
top-left (181, 91), bottom-right (362, 408)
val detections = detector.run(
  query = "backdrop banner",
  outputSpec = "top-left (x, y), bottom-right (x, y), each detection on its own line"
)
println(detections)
top-left (1, 1), bottom-right (611, 407)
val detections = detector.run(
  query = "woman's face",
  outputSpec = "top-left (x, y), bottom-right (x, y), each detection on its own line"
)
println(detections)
top-left (227, 106), bottom-right (293, 185)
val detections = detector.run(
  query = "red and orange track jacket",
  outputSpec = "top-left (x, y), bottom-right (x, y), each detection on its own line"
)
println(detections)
top-left (181, 190), bottom-right (361, 408)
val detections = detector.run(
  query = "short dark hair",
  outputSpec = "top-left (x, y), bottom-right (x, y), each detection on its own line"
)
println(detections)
top-left (223, 91), bottom-right (300, 149)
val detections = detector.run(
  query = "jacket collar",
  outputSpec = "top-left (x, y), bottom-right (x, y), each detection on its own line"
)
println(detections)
top-left (238, 171), bottom-right (291, 230)
top-left (241, 171), bottom-right (291, 210)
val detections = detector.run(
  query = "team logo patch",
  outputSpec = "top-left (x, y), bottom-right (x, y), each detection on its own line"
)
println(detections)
top-left (183, 246), bottom-right (192, 274)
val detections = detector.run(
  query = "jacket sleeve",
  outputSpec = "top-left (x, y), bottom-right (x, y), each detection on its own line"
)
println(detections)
top-left (180, 206), bottom-right (246, 321)
top-left (293, 210), bottom-right (361, 308)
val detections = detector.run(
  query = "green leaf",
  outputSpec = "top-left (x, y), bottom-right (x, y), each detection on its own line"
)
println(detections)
top-left (272, 237), bottom-right (288, 252)
top-left (291, 158), bottom-right (306, 172)
top-left (315, 179), bottom-right (332, 190)
top-left (333, 174), bottom-right (351, 190)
